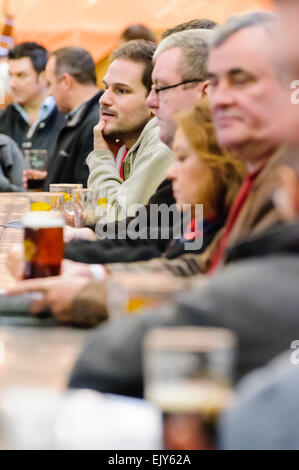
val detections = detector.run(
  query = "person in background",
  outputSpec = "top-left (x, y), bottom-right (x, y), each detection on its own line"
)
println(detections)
top-left (119, 24), bottom-right (157, 46)
top-left (24, 47), bottom-right (103, 189)
top-left (0, 42), bottom-right (65, 155)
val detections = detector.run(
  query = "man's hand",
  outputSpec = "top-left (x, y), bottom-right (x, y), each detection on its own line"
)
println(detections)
top-left (64, 225), bottom-right (97, 243)
top-left (23, 169), bottom-right (47, 189)
top-left (6, 245), bottom-right (24, 280)
top-left (94, 118), bottom-right (123, 155)
top-left (6, 246), bottom-right (97, 282)
top-left (61, 259), bottom-right (96, 278)
top-left (5, 276), bottom-right (90, 322)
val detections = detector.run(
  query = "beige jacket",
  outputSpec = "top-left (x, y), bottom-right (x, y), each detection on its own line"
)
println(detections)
top-left (87, 117), bottom-right (173, 222)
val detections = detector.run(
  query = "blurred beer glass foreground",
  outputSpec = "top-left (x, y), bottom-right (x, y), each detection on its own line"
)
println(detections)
top-left (107, 273), bottom-right (185, 319)
top-left (23, 150), bottom-right (48, 190)
top-left (72, 189), bottom-right (107, 228)
top-left (144, 327), bottom-right (236, 450)
top-left (49, 183), bottom-right (83, 227)
top-left (22, 211), bottom-right (64, 279)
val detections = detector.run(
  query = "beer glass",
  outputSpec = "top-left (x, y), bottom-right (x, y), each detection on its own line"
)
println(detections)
top-left (72, 189), bottom-right (107, 228)
top-left (49, 184), bottom-right (83, 227)
top-left (107, 273), bottom-right (184, 319)
top-left (144, 327), bottom-right (236, 450)
top-left (23, 150), bottom-right (48, 190)
top-left (26, 192), bottom-right (64, 212)
top-left (22, 211), bottom-right (64, 279)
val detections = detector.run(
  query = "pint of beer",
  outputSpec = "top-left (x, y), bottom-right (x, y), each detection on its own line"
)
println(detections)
top-left (22, 211), bottom-right (64, 279)
top-left (144, 327), bottom-right (236, 450)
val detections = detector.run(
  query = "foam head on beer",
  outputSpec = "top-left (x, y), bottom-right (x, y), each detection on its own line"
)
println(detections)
top-left (22, 211), bottom-right (64, 279)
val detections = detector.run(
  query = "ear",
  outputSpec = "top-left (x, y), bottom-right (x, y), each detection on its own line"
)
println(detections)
top-left (60, 72), bottom-right (73, 91)
top-left (273, 165), bottom-right (299, 221)
top-left (197, 79), bottom-right (210, 98)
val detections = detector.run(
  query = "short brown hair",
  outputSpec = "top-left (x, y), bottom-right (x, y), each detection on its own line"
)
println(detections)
top-left (110, 40), bottom-right (156, 94)
top-left (50, 47), bottom-right (97, 85)
top-left (120, 24), bottom-right (157, 44)
top-left (175, 98), bottom-right (246, 215)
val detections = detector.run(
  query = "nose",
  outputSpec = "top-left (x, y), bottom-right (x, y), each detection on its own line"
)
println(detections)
top-left (209, 80), bottom-right (236, 110)
top-left (146, 88), bottom-right (159, 110)
top-left (165, 161), bottom-right (177, 181)
top-left (8, 75), bottom-right (16, 90)
top-left (100, 88), bottom-right (113, 106)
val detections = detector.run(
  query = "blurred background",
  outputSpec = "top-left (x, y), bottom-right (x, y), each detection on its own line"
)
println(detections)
top-left (0, 0), bottom-right (273, 85)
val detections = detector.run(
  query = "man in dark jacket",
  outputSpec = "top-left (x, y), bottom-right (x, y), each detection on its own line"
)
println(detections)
top-left (24, 47), bottom-right (103, 189)
top-left (0, 42), bottom-right (65, 156)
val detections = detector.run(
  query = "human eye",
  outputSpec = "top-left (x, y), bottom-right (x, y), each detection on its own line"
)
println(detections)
top-left (176, 153), bottom-right (188, 163)
top-left (115, 87), bottom-right (129, 95)
top-left (231, 72), bottom-right (252, 86)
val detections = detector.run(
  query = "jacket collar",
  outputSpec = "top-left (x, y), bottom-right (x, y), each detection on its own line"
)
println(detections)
top-left (66, 90), bottom-right (103, 128)
top-left (126, 116), bottom-right (158, 155)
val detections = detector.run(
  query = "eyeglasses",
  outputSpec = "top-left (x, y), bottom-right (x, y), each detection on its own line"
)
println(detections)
top-left (151, 79), bottom-right (204, 96)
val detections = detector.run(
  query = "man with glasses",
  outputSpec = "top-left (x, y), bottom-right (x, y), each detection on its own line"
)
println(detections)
top-left (146, 29), bottom-right (211, 148)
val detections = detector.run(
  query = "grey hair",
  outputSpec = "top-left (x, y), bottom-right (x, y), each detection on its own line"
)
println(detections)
top-left (211, 11), bottom-right (279, 48)
top-left (153, 29), bottom-right (215, 81)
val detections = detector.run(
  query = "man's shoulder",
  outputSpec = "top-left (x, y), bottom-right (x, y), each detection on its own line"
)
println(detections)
top-left (0, 104), bottom-right (17, 120)
top-left (181, 255), bottom-right (299, 316)
top-left (135, 117), bottom-right (172, 157)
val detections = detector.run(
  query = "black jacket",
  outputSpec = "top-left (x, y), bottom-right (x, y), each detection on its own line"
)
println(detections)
top-left (0, 104), bottom-right (65, 157)
top-left (43, 91), bottom-right (103, 189)
top-left (65, 179), bottom-right (178, 263)
top-left (68, 221), bottom-right (299, 398)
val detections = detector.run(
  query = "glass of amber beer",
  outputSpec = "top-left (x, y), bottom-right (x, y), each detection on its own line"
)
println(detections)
top-left (22, 211), bottom-right (64, 279)
top-left (144, 327), bottom-right (236, 450)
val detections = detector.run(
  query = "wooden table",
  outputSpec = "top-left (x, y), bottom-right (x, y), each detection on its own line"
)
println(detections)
top-left (0, 193), bottom-right (88, 391)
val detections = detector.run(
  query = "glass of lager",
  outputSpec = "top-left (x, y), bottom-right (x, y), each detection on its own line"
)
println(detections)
top-left (144, 327), bottom-right (236, 450)
top-left (22, 210), bottom-right (64, 279)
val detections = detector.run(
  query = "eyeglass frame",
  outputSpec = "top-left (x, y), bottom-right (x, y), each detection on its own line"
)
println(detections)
top-left (151, 79), bottom-right (205, 96)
